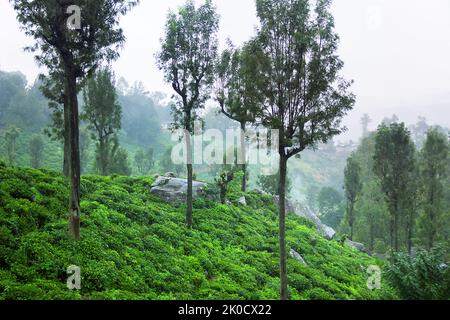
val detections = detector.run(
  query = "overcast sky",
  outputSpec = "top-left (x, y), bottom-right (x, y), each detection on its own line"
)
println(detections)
top-left (1, 0), bottom-right (449, 139)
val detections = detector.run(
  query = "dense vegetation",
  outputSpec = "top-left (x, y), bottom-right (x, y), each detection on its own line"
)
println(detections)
top-left (0, 162), bottom-right (397, 300)
top-left (339, 125), bottom-right (450, 258)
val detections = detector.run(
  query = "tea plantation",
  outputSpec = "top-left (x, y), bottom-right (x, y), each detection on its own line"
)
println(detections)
top-left (0, 162), bottom-right (398, 300)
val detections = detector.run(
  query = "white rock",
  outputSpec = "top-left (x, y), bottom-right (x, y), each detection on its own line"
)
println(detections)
top-left (289, 249), bottom-right (307, 266)
top-left (150, 176), bottom-right (216, 204)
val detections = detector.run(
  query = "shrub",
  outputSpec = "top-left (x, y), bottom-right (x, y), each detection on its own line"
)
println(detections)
top-left (386, 247), bottom-right (449, 300)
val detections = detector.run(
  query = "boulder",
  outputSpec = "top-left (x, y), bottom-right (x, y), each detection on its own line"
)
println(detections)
top-left (344, 239), bottom-right (371, 255)
top-left (297, 205), bottom-right (336, 240)
top-left (289, 249), bottom-right (307, 266)
top-left (273, 197), bottom-right (336, 240)
top-left (149, 176), bottom-right (214, 204)
top-left (273, 195), bottom-right (296, 214)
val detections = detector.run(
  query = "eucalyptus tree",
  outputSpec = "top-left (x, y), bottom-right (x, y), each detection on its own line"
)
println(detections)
top-left (29, 134), bottom-right (45, 169)
top-left (3, 126), bottom-right (21, 165)
top-left (417, 127), bottom-right (449, 249)
top-left (11, 0), bottom-right (139, 239)
top-left (82, 68), bottom-right (122, 176)
top-left (373, 123), bottom-right (416, 252)
top-left (251, 0), bottom-right (355, 299)
top-left (40, 70), bottom-right (70, 176)
top-left (157, 0), bottom-right (219, 227)
top-left (344, 154), bottom-right (362, 240)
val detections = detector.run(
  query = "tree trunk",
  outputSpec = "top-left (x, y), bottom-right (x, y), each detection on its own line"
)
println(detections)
top-left (407, 216), bottom-right (413, 256)
top-left (369, 222), bottom-right (375, 252)
top-left (63, 96), bottom-right (70, 177)
top-left (66, 68), bottom-right (81, 240)
top-left (8, 140), bottom-right (15, 165)
top-left (428, 189), bottom-right (436, 249)
top-left (99, 138), bottom-right (108, 176)
top-left (348, 204), bottom-right (354, 241)
top-left (278, 154), bottom-right (288, 300)
top-left (185, 117), bottom-right (193, 227)
top-left (240, 121), bottom-right (247, 192)
top-left (220, 185), bottom-right (226, 204)
top-left (389, 211), bottom-right (395, 251)
top-left (394, 200), bottom-right (399, 252)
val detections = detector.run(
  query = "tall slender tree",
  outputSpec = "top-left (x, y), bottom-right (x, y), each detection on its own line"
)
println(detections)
top-left (3, 126), bottom-right (21, 165)
top-left (215, 43), bottom-right (261, 191)
top-left (360, 113), bottom-right (371, 138)
top-left (82, 68), bottom-right (122, 176)
top-left (40, 70), bottom-right (71, 176)
top-left (373, 122), bottom-right (416, 252)
top-left (12, 0), bottom-right (139, 239)
top-left (417, 127), bottom-right (449, 249)
top-left (344, 154), bottom-right (362, 240)
top-left (157, 0), bottom-right (219, 227)
top-left (29, 134), bottom-right (45, 168)
top-left (252, 0), bottom-right (355, 299)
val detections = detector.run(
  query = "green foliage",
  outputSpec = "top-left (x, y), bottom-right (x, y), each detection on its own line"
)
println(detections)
top-left (214, 42), bottom-right (260, 133)
top-left (387, 247), bottom-right (449, 299)
top-left (373, 122), bottom-right (416, 251)
top-left (2, 126), bottom-right (21, 165)
top-left (108, 146), bottom-right (132, 176)
top-left (417, 127), bottom-right (450, 249)
top-left (82, 68), bottom-right (122, 176)
top-left (344, 154), bottom-right (362, 240)
top-left (257, 173), bottom-right (292, 196)
top-left (29, 134), bottom-right (45, 169)
top-left (0, 70), bottom-right (28, 128)
top-left (134, 148), bottom-right (155, 176)
top-left (317, 187), bottom-right (345, 229)
top-left (0, 164), bottom-right (397, 300)
top-left (214, 164), bottom-right (238, 204)
top-left (156, 0), bottom-right (219, 131)
top-left (160, 145), bottom-right (185, 177)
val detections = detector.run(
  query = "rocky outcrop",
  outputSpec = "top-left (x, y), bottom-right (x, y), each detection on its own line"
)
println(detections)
top-left (273, 197), bottom-right (336, 240)
top-left (273, 195), bottom-right (296, 214)
top-left (297, 204), bottom-right (336, 240)
top-left (149, 176), bottom-right (216, 204)
top-left (344, 239), bottom-right (371, 255)
top-left (289, 249), bottom-right (307, 266)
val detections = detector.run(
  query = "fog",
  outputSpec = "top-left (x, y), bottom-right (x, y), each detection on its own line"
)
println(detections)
top-left (1, 0), bottom-right (449, 140)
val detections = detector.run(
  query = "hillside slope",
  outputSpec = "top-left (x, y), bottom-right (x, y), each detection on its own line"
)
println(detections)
top-left (0, 162), bottom-right (397, 300)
